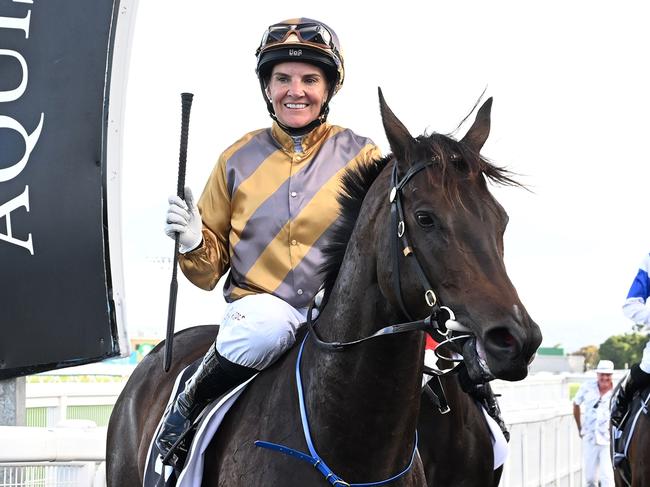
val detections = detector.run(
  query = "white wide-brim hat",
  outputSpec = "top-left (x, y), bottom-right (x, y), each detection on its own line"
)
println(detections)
top-left (595, 359), bottom-right (614, 374)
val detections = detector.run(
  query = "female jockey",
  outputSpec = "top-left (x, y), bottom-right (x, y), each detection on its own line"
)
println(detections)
top-left (158, 18), bottom-right (381, 465)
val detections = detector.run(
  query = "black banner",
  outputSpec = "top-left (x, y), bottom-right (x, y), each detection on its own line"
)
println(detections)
top-left (0, 0), bottom-right (129, 378)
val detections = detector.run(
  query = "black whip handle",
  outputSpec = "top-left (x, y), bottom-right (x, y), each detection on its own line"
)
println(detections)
top-left (164, 92), bottom-right (194, 372)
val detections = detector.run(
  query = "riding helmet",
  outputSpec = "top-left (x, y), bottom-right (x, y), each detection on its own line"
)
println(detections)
top-left (255, 18), bottom-right (345, 132)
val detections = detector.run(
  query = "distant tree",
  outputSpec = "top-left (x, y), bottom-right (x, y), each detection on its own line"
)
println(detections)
top-left (599, 333), bottom-right (647, 369)
top-left (571, 345), bottom-right (599, 370)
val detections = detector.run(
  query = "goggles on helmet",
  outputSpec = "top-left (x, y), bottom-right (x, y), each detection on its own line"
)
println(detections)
top-left (257, 22), bottom-right (339, 59)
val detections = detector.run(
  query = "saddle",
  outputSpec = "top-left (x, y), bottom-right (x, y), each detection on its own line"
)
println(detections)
top-left (612, 385), bottom-right (650, 486)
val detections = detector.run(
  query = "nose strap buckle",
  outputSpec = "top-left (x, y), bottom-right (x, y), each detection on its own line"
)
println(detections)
top-left (425, 289), bottom-right (437, 307)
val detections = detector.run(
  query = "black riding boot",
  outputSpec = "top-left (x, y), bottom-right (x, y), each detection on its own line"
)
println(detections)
top-left (611, 364), bottom-right (650, 427)
top-left (469, 382), bottom-right (510, 442)
top-left (155, 344), bottom-right (257, 466)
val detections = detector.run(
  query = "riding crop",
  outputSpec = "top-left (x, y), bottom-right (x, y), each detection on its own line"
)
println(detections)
top-left (164, 92), bottom-right (194, 372)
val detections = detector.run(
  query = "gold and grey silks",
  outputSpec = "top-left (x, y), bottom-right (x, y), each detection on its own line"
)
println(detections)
top-left (179, 122), bottom-right (381, 308)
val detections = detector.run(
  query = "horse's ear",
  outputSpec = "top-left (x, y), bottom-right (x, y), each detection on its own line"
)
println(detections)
top-left (461, 97), bottom-right (493, 153)
top-left (378, 87), bottom-right (414, 163)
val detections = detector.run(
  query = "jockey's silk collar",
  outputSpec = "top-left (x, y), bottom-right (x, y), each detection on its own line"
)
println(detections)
top-left (271, 121), bottom-right (330, 154)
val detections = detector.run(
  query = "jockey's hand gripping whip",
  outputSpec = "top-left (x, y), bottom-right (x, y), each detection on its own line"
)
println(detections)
top-left (164, 92), bottom-right (194, 372)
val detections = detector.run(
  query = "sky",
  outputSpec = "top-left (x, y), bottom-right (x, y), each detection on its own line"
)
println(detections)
top-left (119, 1), bottom-right (650, 353)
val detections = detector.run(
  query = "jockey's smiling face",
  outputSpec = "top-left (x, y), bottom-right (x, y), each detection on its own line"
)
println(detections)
top-left (266, 62), bottom-right (328, 129)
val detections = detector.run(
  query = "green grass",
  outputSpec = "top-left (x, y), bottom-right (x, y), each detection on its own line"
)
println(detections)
top-left (67, 405), bottom-right (114, 426)
top-left (26, 407), bottom-right (47, 427)
top-left (26, 405), bottom-right (115, 427)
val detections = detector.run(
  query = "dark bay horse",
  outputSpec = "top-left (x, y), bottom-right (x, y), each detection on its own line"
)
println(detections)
top-left (613, 385), bottom-right (650, 487)
top-left (621, 412), bottom-right (650, 487)
top-left (107, 91), bottom-right (541, 486)
top-left (418, 375), bottom-right (503, 487)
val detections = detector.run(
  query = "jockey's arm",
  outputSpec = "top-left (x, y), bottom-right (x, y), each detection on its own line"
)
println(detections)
top-left (623, 255), bottom-right (650, 328)
top-left (179, 155), bottom-right (231, 290)
top-left (623, 297), bottom-right (650, 329)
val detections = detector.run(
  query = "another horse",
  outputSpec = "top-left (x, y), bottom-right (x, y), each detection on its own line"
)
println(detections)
top-left (107, 91), bottom-right (542, 486)
top-left (418, 372), bottom-right (505, 487)
top-left (613, 384), bottom-right (650, 487)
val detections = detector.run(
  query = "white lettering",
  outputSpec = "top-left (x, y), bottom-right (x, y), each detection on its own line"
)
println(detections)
top-left (1, 0), bottom-right (39, 256)
top-left (0, 185), bottom-right (34, 254)
top-left (0, 114), bottom-right (44, 182)
top-left (0, 49), bottom-right (28, 102)
top-left (0, 10), bottom-right (31, 39)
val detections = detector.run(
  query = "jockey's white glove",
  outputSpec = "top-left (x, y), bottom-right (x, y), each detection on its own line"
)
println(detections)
top-left (164, 186), bottom-right (202, 253)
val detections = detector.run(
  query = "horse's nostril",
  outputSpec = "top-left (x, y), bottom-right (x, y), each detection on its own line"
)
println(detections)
top-left (485, 327), bottom-right (519, 352)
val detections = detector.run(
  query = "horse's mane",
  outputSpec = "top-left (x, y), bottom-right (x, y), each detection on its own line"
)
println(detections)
top-left (319, 132), bottom-right (521, 302)
top-left (319, 155), bottom-right (390, 302)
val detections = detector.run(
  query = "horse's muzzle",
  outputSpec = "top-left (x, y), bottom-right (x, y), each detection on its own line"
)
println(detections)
top-left (479, 319), bottom-right (542, 381)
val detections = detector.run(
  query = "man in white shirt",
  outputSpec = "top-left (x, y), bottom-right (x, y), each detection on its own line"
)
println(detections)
top-left (573, 359), bottom-right (615, 487)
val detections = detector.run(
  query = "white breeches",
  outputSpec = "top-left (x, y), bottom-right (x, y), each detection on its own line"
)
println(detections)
top-left (215, 293), bottom-right (311, 370)
top-left (640, 338), bottom-right (650, 373)
top-left (582, 437), bottom-right (614, 487)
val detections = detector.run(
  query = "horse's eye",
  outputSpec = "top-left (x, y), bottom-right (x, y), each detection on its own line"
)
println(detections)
top-left (416, 212), bottom-right (435, 228)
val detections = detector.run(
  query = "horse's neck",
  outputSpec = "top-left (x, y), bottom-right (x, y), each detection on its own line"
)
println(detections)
top-left (301, 234), bottom-right (423, 479)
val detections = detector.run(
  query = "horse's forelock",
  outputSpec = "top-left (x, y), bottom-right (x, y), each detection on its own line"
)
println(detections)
top-left (416, 133), bottom-right (523, 206)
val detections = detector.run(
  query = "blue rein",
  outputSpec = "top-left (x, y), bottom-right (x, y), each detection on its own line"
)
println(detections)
top-left (255, 333), bottom-right (419, 486)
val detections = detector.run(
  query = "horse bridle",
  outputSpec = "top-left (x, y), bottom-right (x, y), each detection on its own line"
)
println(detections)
top-left (389, 159), bottom-right (439, 320)
top-left (307, 158), bottom-right (472, 354)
